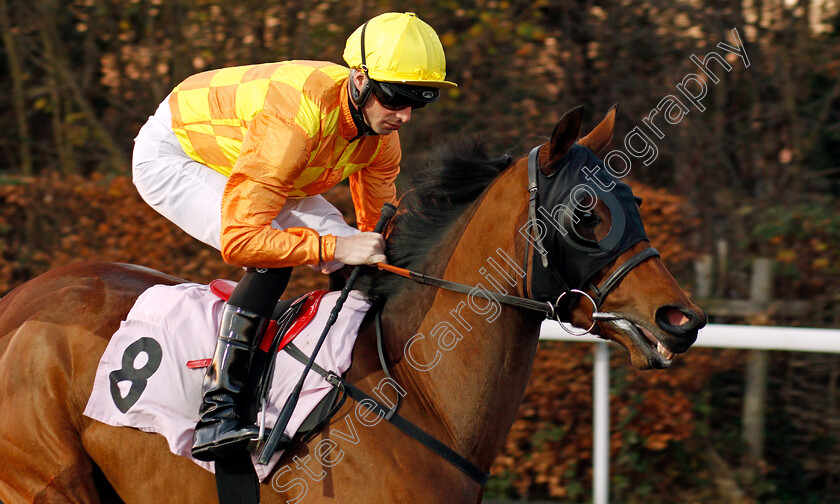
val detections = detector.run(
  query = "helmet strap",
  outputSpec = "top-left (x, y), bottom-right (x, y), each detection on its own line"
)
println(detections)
top-left (347, 72), bottom-right (377, 140)
top-left (350, 21), bottom-right (373, 107)
top-left (349, 70), bottom-right (372, 107)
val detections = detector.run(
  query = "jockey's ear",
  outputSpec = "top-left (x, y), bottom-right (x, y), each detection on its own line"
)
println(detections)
top-left (578, 104), bottom-right (617, 154)
top-left (541, 105), bottom-right (583, 175)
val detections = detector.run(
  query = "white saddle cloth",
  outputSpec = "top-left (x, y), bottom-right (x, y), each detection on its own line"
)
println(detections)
top-left (83, 282), bottom-right (370, 482)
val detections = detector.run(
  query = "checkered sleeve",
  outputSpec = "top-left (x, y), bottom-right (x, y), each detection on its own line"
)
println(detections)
top-left (219, 110), bottom-right (324, 268)
top-left (349, 133), bottom-right (401, 232)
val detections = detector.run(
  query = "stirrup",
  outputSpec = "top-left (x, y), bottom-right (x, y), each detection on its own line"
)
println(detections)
top-left (255, 430), bottom-right (293, 462)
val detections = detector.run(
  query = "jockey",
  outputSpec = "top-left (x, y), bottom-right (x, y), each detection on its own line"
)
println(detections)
top-left (131, 12), bottom-right (456, 461)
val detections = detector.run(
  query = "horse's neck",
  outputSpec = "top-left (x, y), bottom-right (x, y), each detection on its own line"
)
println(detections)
top-left (384, 162), bottom-right (543, 469)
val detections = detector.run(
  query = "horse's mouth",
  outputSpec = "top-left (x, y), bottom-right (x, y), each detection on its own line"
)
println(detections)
top-left (596, 315), bottom-right (680, 369)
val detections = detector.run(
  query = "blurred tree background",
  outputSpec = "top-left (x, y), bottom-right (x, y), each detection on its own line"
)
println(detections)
top-left (1, 0), bottom-right (840, 502)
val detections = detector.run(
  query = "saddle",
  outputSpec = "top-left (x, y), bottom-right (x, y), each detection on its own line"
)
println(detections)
top-left (205, 280), bottom-right (348, 446)
top-left (194, 280), bottom-right (358, 504)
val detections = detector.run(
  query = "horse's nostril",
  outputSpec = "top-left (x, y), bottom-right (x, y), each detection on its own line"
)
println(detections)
top-left (655, 304), bottom-right (704, 334)
top-left (665, 307), bottom-right (689, 327)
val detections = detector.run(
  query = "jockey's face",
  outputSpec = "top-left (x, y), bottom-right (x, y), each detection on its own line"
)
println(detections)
top-left (352, 71), bottom-right (412, 135)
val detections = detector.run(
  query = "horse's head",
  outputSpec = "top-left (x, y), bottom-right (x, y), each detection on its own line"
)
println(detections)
top-left (527, 106), bottom-right (706, 369)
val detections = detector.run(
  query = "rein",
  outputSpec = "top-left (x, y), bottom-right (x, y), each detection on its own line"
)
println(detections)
top-left (376, 263), bottom-right (550, 313)
top-left (376, 246), bottom-right (659, 326)
top-left (375, 144), bottom-right (661, 329)
top-left (282, 335), bottom-right (490, 486)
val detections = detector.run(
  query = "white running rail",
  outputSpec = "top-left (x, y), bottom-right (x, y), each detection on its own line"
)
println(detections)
top-left (539, 322), bottom-right (840, 504)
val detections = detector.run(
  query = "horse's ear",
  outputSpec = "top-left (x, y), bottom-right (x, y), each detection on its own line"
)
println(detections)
top-left (541, 105), bottom-right (583, 174)
top-left (578, 104), bottom-right (618, 153)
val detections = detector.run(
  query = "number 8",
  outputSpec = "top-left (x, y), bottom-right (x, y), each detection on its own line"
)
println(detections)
top-left (109, 337), bottom-right (163, 413)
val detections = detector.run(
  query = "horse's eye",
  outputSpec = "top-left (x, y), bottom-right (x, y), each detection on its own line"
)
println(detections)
top-left (578, 211), bottom-right (601, 227)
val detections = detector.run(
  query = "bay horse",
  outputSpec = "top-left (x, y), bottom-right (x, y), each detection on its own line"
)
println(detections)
top-left (0, 106), bottom-right (705, 503)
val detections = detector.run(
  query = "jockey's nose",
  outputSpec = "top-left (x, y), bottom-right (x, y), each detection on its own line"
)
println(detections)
top-left (396, 107), bottom-right (412, 122)
top-left (653, 304), bottom-right (707, 353)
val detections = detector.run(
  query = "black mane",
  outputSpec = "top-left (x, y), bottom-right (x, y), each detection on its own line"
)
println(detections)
top-left (363, 137), bottom-right (513, 302)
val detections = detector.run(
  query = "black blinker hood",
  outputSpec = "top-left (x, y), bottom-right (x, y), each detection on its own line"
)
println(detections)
top-left (529, 144), bottom-right (649, 305)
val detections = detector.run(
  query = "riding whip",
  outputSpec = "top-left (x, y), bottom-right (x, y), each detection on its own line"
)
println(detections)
top-left (257, 202), bottom-right (397, 464)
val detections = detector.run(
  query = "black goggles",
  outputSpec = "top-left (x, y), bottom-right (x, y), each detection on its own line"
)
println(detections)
top-left (369, 79), bottom-right (440, 110)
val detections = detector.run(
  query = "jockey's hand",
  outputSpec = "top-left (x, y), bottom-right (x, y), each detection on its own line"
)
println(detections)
top-left (334, 232), bottom-right (387, 265)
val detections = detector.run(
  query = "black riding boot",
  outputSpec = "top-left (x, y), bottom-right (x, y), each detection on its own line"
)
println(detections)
top-left (191, 304), bottom-right (266, 461)
top-left (191, 267), bottom-right (292, 461)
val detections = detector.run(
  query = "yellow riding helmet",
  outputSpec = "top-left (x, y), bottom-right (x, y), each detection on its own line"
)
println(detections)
top-left (343, 12), bottom-right (457, 89)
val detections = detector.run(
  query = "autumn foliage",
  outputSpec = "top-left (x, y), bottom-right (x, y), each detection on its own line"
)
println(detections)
top-left (0, 172), bottom-right (344, 298)
top-left (494, 344), bottom-right (744, 501)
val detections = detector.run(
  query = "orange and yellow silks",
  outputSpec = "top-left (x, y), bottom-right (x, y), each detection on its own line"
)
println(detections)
top-left (169, 61), bottom-right (399, 268)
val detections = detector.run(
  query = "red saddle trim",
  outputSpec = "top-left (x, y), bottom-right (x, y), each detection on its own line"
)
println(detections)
top-left (259, 290), bottom-right (327, 353)
top-left (209, 279), bottom-right (237, 301)
top-left (187, 284), bottom-right (328, 369)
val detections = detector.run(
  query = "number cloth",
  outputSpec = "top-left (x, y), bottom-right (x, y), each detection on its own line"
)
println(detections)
top-left (83, 282), bottom-right (370, 481)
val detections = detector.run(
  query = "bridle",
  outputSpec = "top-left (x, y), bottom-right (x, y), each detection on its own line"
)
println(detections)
top-left (377, 144), bottom-right (660, 335)
top-left (354, 145), bottom-right (661, 488)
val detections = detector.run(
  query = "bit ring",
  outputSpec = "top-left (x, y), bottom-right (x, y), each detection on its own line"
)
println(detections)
top-left (554, 289), bottom-right (598, 336)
